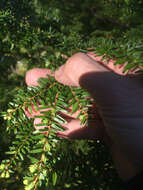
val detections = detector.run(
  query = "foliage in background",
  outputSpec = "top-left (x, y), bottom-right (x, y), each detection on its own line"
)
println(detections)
top-left (0, 0), bottom-right (143, 189)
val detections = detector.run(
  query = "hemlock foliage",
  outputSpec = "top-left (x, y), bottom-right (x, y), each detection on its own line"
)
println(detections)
top-left (0, 0), bottom-right (143, 189)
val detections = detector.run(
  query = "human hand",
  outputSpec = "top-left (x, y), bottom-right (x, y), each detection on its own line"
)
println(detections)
top-left (54, 52), bottom-right (143, 180)
top-left (25, 52), bottom-right (143, 180)
top-left (25, 53), bottom-right (142, 153)
top-left (54, 52), bottom-right (139, 87)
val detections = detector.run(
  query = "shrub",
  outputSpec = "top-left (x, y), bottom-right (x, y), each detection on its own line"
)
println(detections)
top-left (0, 0), bottom-right (143, 189)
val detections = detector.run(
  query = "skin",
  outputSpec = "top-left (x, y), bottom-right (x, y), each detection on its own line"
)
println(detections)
top-left (25, 52), bottom-right (143, 182)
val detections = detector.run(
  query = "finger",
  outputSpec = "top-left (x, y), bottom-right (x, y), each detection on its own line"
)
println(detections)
top-left (86, 52), bottom-right (139, 76)
top-left (25, 68), bottom-right (54, 86)
top-left (55, 65), bottom-right (77, 86)
top-left (86, 52), bottom-right (127, 75)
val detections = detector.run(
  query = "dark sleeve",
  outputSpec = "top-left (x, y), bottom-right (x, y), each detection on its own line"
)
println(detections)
top-left (124, 170), bottom-right (143, 190)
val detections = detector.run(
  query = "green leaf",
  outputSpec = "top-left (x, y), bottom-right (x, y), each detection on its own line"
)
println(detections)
top-left (56, 105), bottom-right (68, 113)
top-left (66, 93), bottom-right (74, 102)
top-left (27, 105), bottom-right (33, 114)
top-left (16, 135), bottom-right (23, 139)
top-left (21, 148), bottom-right (26, 154)
top-left (65, 184), bottom-right (71, 188)
top-left (68, 98), bottom-right (76, 107)
top-left (72, 103), bottom-right (79, 114)
top-left (53, 115), bottom-right (65, 124)
top-left (38, 106), bottom-right (51, 110)
top-left (30, 149), bottom-right (43, 154)
top-left (25, 183), bottom-right (34, 190)
top-left (45, 143), bottom-right (51, 151)
top-left (52, 172), bottom-right (57, 186)
top-left (31, 134), bottom-right (45, 139)
top-left (27, 156), bottom-right (39, 163)
top-left (123, 63), bottom-right (137, 72)
top-left (18, 152), bottom-right (24, 160)
top-left (12, 141), bottom-right (20, 145)
top-left (51, 122), bottom-right (64, 131)
top-left (33, 100), bottom-right (38, 112)
top-left (34, 115), bottom-right (45, 119)
top-left (125, 0), bottom-right (130, 4)
top-left (34, 124), bottom-right (47, 128)
top-left (114, 58), bottom-right (126, 65)
top-left (18, 109), bottom-right (24, 119)
top-left (29, 164), bottom-right (37, 173)
top-left (80, 115), bottom-right (87, 125)
top-left (5, 151), bottom-right (16, 155)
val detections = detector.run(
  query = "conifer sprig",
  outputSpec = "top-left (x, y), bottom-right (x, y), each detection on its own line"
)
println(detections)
top-left (1, 75), bottom-right (93, 189)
